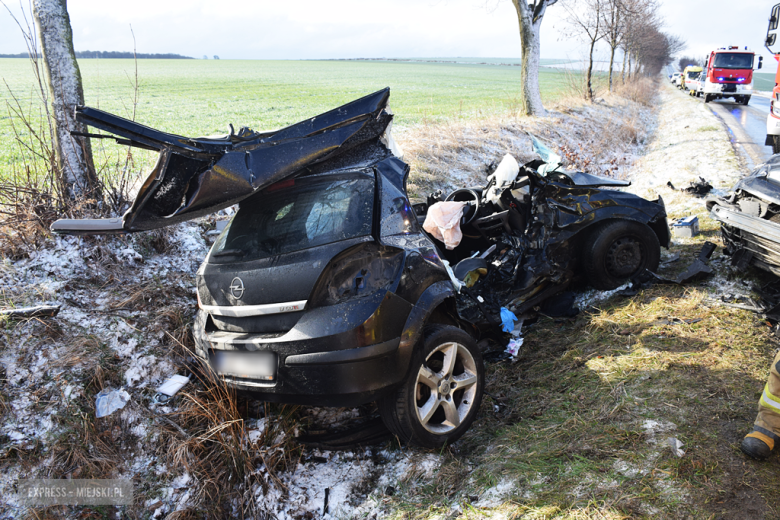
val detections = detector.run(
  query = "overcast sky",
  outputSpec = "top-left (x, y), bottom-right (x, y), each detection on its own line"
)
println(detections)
top-left (0, 0), bottom-right (774, 65)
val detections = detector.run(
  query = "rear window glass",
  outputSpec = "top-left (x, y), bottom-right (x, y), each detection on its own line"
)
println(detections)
top-left (712, 53), bottom-right (753, 69)
top-left (211, 175), bottom-right (374, 261)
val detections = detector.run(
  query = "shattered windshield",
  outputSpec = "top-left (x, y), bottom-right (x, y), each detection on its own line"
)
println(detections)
top-left (211, 175), bottom-right (374, 261)
top-left (712, 53), bottom-right (753, 69)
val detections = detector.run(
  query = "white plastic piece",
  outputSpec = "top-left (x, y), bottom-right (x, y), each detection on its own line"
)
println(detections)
top-left (505, 338), bottom-right (524, 357)
top-left (484, 154), bottom-right (520, 205)
top-left (156, 375), bottom-right (190, 397)
top-left (441, 259), bottom-right (463, 293)
top-left (95, 388), bottom-right (131, 418)
top-left (668, 437), bottom-right (685, 457)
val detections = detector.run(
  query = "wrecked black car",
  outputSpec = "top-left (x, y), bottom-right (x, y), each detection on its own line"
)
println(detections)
top-left (708, 154), bottom-right (780, 276)
top-left (52, 88), bottom-right (669, 447)
top-left (418, 143), bottom-right (670, 327)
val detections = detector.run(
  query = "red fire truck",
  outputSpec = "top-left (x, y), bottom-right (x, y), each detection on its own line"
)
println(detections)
top-left (702, 46), bottom-right (762, 105)
top-left (765, 4), bottom-right (780, 154)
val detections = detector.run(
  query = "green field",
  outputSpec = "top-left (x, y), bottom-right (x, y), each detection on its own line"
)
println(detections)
top-left (753, 71), bottom-right (776, 91)
top-left (0, 58), bottom-right (571, 174)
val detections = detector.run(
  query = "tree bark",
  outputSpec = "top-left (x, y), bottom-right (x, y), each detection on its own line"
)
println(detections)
top-left (586, 39), bottom-right (596, 100)
top-left (608, 46), bottom-right (616, 90)
top-left (621, 48), bottom-right (627, 83)
top-left (511, 1), bottom-right (557, 117)
top-left (33, 0), bottom-right (98, 201)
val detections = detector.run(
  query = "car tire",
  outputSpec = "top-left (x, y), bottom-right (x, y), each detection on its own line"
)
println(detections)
top-left (704, 94), bottom-right (710, 103)
top-left (582, 220), bottom-right (661, 290)
top-left (743, 96), bottom-right (751, 106)
top-left (379, 325), bottom-right (484, 448)
top-left (772, 135), bottom-right (780, 155)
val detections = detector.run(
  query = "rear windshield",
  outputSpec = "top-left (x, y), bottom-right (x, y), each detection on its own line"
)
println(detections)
top-left (712, 53), bottom-right (753, 69)
top-left (211, 175), bottom-right (374, 261)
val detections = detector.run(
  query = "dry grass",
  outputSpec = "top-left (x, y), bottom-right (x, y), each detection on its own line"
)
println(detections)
top-left (159, 358), bottom-right (302, 518)
top-left (399, 87), bottom-right (653, 201)
top-left (612, 77), bottom-right (660, 107)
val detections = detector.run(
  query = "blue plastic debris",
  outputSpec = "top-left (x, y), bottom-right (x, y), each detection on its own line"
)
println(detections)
top-left (500, 307), bottom-right (518, 333)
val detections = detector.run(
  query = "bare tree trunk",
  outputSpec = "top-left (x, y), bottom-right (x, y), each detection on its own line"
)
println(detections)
top-left (511, 1), bottom-right (558, 117)
top-left (586, 39), bottom-right (596, 100)
top-left (608, 46), bottom-right (616, 90)
top-left (621, 49), bottom-right (627, 83)
top-left (627, 52), bottom-right (632, 81)
top-left (33, 0), bottom-right (98, 201)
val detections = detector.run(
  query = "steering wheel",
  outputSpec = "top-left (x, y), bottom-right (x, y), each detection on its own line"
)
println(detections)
top-left (445, 188), bottom-right (480, 225)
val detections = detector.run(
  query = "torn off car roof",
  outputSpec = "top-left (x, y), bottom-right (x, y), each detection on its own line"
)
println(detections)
top-left (51, 88), bottom-right (392, 235)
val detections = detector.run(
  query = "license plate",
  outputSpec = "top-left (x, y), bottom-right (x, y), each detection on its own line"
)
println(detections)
top-left (210, 350), bottom-right (276, 381)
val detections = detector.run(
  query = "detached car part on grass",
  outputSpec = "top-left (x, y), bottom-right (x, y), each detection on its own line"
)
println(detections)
top-left (51, 89), bottom-right (668, 448)
top-left (707, 154), bottom-right (780, 276)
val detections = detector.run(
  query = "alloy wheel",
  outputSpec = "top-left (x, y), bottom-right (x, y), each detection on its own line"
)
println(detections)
top-left (415, 341), bottom-right (479, 434)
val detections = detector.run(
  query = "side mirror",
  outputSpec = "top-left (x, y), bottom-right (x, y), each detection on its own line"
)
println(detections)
top-left (759, 55), bottom-right (764, 70)
top-left (767, 3), bottom-right (780, 54)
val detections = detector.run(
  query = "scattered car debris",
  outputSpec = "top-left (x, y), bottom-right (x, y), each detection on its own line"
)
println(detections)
top-left (708, 155), bottom-right (780, 276)
top-left (618, 242), bottom-right (717, 296)
top-left (672, 242), bottom-right (717, 283)
top-left (707, 280), bottom-right (780, 337)
top-left (667, 177), bottom-right (713, 196)
top-left (0, 304), bottom-right (60, 319)
top-left (668, 437), bottom-right (685, 457)
top-left (95, 388), bottom-right (131, 418)
top-left (49, 89), bottom-right (670, 447)
top-left (651, 317), bottom-right (702, 326)
top-left (659, 252), bottom-right (681, 268)
top-left (671, 216), bottom-right (700, 238)
top-left (505, 338), bottom-right (524, 358)
top-left (152, 374), bottom-right (191, 404)
top-left (157, 374), bottom-right (190, 396)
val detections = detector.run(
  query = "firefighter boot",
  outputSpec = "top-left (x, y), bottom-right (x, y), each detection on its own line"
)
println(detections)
top-left (742, 350), bottom-right (780, 460)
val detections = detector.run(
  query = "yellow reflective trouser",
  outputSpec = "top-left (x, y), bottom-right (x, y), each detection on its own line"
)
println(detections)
top-left (753, 349), bottom-right (780, 446)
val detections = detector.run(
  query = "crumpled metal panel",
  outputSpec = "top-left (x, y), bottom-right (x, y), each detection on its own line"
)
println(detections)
top-left (52, 88), bottom-right (392, 234)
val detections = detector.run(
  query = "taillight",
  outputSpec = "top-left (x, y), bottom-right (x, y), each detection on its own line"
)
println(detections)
top-left (772, 100), bottom-right (780, 118)
top-left (308, 243), bottom-right (405, 307)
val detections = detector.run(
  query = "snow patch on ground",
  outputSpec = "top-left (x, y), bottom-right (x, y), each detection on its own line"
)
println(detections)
top-left (475, 478), bottom-right (517, 508)
top-left (256, 450), bottom-right (443, 519)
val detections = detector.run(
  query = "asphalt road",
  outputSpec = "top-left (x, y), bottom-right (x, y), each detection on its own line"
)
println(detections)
top-left (705, 93), bottom-right (774, 170)
top-left (664, 64), bottom-right (774, 169)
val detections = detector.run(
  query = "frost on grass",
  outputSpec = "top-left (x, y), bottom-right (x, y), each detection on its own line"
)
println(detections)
top-left (0, 221), bottom-right (209, 518)
top-left (0, 81), bottom-right (739, 517)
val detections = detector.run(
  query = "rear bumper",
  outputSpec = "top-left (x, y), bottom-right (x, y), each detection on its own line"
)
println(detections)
top-left (198, 336), bottom-right (406, 406)
top-left (192, 291), bottom-right (415, 406)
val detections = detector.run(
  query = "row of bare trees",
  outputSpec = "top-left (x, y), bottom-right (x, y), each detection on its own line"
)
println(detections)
top-left (509, 0), bottom-right (684, 115)
top-left (561, 0), bottom-right (683, 100)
